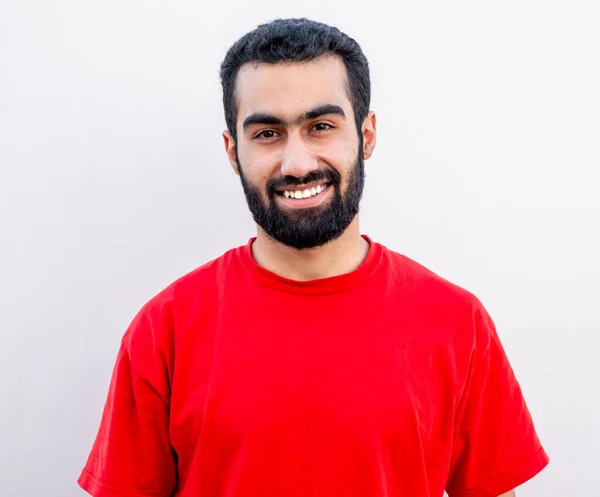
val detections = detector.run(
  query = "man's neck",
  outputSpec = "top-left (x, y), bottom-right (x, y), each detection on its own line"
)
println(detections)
top-left (251, 218), bottom-right (370, 282)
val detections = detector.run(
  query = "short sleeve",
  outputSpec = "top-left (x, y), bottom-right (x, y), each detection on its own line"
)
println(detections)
top-left (445, 303), bottom-right (549, 497)
top-left (78, 310), bottom-right (176, 497)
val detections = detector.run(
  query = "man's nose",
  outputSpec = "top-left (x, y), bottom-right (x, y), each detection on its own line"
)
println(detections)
top-left (280, 135), bottom-right (319, 178)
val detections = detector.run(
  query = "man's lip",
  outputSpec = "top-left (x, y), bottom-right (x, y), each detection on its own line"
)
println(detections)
top-left (275, 182), bottom-right (334, 208)
top-left (275, 180), bottom-right (332, 193)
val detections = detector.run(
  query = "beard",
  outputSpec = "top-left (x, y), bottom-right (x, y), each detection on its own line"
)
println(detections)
top-left (236, 147), bottom-right (365, 250)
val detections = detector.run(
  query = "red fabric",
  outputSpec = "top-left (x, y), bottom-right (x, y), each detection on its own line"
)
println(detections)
top-left (79, 236), bottom-right (548, 497)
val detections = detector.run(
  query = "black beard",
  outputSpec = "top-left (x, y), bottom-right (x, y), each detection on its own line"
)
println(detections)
top-left (236, 148), bottom-right (365, 250)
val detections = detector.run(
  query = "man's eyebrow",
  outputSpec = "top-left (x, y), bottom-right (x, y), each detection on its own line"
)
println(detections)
top-left (304, 104), bottom-right (346, 121)
top-left (242, 113), bottom-right (285, 130)
top-left (242, 104), bottom-right (346, 131)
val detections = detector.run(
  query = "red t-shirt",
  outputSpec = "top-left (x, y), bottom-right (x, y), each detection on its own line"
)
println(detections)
top-left (79, 236), bottom-right (548, 497)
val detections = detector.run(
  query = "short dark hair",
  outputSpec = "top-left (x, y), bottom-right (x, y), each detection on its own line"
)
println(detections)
top-left (219, 18), bottom-right (371, 140)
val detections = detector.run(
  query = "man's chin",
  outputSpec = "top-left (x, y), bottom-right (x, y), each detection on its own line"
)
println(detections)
top-left (267, 233), bottom-right (334, 251)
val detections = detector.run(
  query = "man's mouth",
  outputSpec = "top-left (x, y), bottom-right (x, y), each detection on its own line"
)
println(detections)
top-left (276, 182), bottom-right (332, 199)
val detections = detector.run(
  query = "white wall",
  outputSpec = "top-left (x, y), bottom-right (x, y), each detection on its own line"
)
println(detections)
top-left (1, 1), bottom-right (598, 496)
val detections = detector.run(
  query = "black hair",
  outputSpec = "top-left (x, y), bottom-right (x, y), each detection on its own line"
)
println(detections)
top-left (219, 18), bottom-right (371, 140)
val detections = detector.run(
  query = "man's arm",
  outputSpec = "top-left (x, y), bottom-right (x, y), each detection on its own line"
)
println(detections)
top-left (499, 491), bottom-right (516, 497)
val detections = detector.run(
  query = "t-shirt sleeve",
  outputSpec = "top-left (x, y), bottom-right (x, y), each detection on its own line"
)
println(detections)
top-left (445, 302), bottom-right (549, 497)
top-left (78, 309), bottom-right (176, 497)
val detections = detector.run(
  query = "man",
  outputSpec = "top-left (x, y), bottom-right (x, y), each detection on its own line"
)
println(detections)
top-left (78, 18), bottom-right (548, 497)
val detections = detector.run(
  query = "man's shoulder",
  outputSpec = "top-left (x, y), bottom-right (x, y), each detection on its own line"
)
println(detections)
top-left (379, 242), bottom-right (495, 348)
top-left (380, 242), bottom-right (484, 312)
top-left (166, 244), bottom-right (243, 296)
top-left (157, 241), bottom-right (247, 304)
top-left (121, 242), bottom-right (245, 345)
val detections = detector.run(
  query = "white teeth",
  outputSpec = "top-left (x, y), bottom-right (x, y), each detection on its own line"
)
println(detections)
top-left (283, 184), bottom-right (328, 199)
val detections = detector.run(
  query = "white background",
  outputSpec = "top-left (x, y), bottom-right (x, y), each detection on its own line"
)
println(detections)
top-left (1, 1), bottom-right (598, 496)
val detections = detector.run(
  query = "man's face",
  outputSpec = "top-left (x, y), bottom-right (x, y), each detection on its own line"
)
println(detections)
top-left (224, 55), bottom-right (375, 249)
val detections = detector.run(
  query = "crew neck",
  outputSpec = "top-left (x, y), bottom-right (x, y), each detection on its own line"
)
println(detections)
top-left (238, 235), bottom-right (383, 295)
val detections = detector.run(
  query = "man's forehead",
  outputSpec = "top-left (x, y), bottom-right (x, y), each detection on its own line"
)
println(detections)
top-left (237, 54), bottom-right (347, 84)
top-left (235, 56), bottom-right (352, 120)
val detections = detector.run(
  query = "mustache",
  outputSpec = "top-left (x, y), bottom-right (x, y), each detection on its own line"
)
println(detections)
top-left (267, 169), bottom-right (341, 195)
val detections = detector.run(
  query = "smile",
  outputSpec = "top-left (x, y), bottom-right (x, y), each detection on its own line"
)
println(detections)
top-left (278, 183), bottom-right (331, 199)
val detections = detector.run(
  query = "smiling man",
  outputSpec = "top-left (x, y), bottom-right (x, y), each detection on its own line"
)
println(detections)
top-left (78, 18), bottom-right (548, 497)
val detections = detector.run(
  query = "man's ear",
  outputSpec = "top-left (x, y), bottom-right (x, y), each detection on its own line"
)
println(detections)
top-left (222, 131), bottom-right (240, 176)
top-left (361, 111), bottom-right (377, 160)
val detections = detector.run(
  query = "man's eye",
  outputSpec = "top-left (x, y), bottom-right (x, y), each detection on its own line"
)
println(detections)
top-left (255, 130), bottom-right (278, 140)
top-left (313, 123), bottom-right (333, 132)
